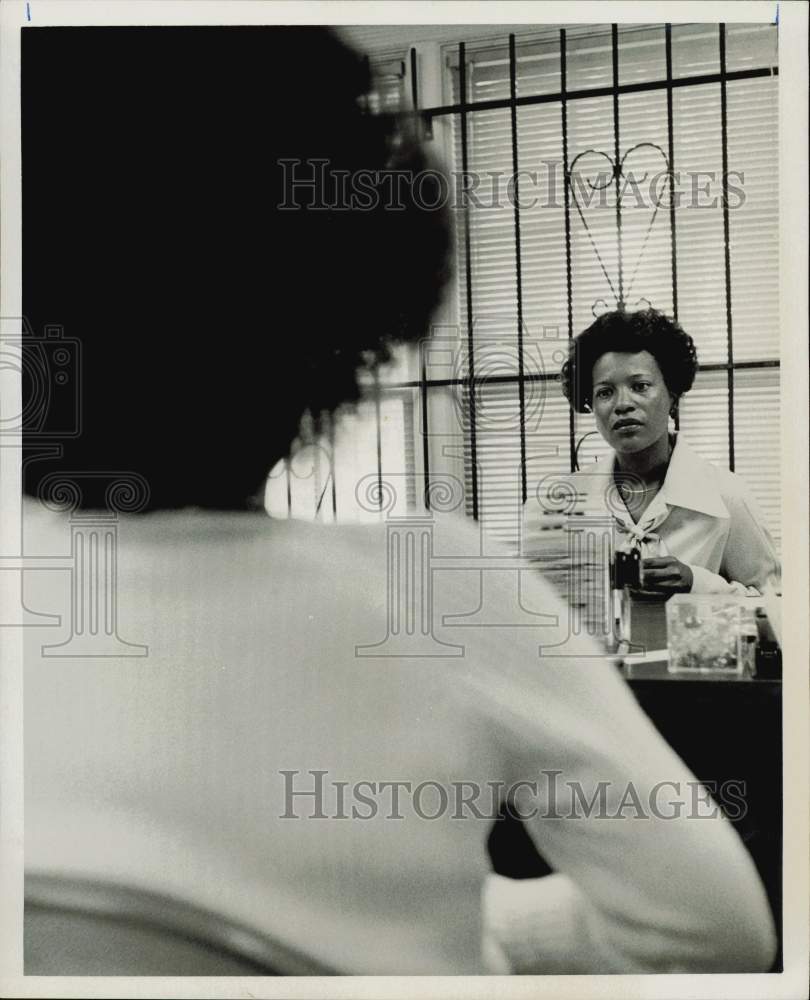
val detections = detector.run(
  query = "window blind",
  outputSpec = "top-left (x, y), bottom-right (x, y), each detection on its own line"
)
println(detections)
top-left (442, 23), bottom-right (780, 552)
top-left (267, 24), bottom-right (780, 558)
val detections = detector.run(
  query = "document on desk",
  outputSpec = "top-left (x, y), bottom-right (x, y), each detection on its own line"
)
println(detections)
top-left (522, 514), bottom-right (615, 640)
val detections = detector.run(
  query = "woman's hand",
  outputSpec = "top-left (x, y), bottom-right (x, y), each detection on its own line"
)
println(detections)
top-left (638, 556), bottom-right (693, 595)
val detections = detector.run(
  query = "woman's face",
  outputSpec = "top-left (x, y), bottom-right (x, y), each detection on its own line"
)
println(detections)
top-left (591, 350), bottom-right (674, 455)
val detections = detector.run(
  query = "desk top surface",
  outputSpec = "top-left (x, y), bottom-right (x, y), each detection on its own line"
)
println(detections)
top-left (619, 656), bottom-right (781, 686)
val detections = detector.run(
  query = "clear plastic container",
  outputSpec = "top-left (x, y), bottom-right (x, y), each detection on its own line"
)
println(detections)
top-left (666, 594), bottom-right (758, 675)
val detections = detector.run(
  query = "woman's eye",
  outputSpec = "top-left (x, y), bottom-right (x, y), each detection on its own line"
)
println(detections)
top-left (595, 388), bottom-right (612, 400)
top-left (632, 382), bottom-right (650, 392)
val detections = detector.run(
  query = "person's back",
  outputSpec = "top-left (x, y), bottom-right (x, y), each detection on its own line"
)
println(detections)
top-left (23, 501), bottom-right (777, 973)
top-left (24, 507), bottom-right (492, 973)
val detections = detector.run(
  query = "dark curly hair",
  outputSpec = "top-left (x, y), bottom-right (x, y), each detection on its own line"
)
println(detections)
top-left (22, 26), bottom-right (451, 510)
top-left (560, 308), bottom-right (698, 414)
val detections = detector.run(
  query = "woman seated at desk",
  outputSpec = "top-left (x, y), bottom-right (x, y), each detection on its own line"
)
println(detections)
top-left (528, 307), bottom-right (781, 597)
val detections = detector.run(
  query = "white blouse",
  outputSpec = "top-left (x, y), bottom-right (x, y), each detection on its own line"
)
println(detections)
top-left (523, 434), bottom-right (781, 597)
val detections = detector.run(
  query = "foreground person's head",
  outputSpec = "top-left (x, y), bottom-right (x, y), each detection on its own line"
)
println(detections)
top-left (23, 27), bottom-right (450, 510)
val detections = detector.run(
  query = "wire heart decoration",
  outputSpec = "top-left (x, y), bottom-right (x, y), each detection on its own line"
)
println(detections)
top-left (566, 142), bottom-right (672, 316)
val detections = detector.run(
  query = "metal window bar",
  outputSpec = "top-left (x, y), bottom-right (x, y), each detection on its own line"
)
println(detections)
top-left (411, 33), bottom-right (777, 453)
top-left (458, 42), bottom-right (480, 521)
top-left (719, 23), bottom-right (736, 472)
top-left (373, 368), bottom-right (383, 514)
top-left (420, 351), bottom-right (431, 510)
top-left (384, 358), bottom-right (779, 393)
top-left (560, 28), bottom-right (577, 474)
top-left (664, 24), bottom-right (679, 323)
top-left (423, 65), bottom-right (777, 121)
top-left (359, 29), bottom-right (777, 529)
top-left (409, 47), bottom-right (433, 512)
top-left (328, 412), bottom-right (337, 518)
top-left (611, 25), bottom-right (625, 308)
top-left (508, 34), bottom-right (528, 504)
top-left (664, 23), bottom-right (681, 433)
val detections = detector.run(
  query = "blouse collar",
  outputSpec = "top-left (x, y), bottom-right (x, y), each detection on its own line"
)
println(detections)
top-left (609, 434), bottom-right (730, 520)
